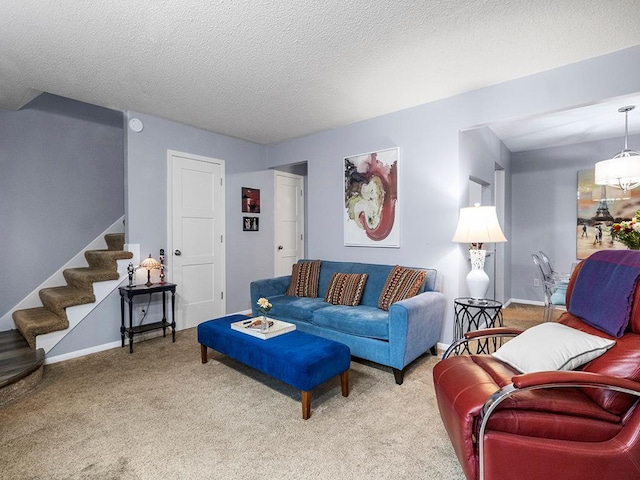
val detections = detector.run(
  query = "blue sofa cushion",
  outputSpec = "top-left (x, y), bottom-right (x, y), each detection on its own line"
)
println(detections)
top-left (269, 295), bottom-right (328, 322)
top-left (348, 263), bottom-right (394, 307)
top-left (312, 305), bottom-right (390, 341)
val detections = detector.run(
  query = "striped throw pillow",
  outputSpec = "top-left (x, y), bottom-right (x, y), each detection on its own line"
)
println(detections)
top-left (324, 273), bottom-right (369, 306)
top-left (378, 266), bottom-right (427, 311)
top-left (286, 260), bottom-right (321, 297)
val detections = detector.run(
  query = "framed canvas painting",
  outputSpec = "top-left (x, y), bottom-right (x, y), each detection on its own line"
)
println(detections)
top-left (344, 147), bottom-right (399, 247)
top-left (577, 169), bottom-right (640, 259)
top-left (242, 187), bottom-right (260, 213)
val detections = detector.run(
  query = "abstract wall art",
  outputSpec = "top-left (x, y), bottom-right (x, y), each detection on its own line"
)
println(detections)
top-left (344, 147), bottom-right (399, 247)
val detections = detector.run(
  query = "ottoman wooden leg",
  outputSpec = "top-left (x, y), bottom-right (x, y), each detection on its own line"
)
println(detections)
top-left (301, 390), bottom-right (312, 420)
top-left (340, 370), bottom-right (349, 397)
top-left (201, 344), bottom-right (208, 364)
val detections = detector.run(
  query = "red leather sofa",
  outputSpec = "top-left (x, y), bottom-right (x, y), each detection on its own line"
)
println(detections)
top-left (433, 252), bottom-right (640, 480)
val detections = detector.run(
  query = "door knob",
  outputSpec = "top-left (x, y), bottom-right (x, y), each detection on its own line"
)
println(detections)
top-left (278, 245), bottom-right (284, 250)
top-left (174, 249), bottom-right (182, 256)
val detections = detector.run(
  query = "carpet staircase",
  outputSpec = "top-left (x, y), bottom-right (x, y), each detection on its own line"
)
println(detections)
top-left (1, 233), bottom-right (132, 404)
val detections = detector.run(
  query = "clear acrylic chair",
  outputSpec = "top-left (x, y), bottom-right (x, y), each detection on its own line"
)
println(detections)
top-left (539, 250), bottom-right (571, 282)
top-left (532, 253), bottom-right (568, 322)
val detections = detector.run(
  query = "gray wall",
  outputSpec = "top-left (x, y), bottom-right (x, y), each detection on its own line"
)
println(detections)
top-left (0, 93), bottom-right (124, 315)
top-left (266, 45), bottom-right (640, 343)
top-left (510, 133), bottom-right (640, 303)
top-left (124, 112), bottom-right (268, 314)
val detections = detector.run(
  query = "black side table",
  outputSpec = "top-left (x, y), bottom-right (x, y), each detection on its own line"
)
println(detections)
top-left (453, 297), bottom-right (503, 354)
top-left (119, 283), bottom-right (176, 353)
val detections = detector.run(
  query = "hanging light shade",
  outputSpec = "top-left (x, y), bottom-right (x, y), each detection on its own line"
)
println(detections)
top-left (595, 105), bottom-right (640, 192)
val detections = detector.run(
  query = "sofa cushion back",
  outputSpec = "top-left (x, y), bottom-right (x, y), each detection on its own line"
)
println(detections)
top-left (300, 259), bottom-right (438, 308)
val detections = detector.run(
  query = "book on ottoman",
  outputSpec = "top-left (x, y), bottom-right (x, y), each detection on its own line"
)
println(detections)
top-left (230, 317), bottom-right (296, 340)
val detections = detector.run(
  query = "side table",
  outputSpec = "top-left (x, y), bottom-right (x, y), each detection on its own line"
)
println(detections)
top-left (453, 297), bottom-right (503, 354)
top-left (119, 283), bottom-right (176, 353)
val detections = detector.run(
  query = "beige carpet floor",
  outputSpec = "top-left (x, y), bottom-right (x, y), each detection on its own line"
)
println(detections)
top-left (0, 330), bottom-right (463, 480)
top-left (0, 304), bottom-right (549, 480)
top-left (502, 302), bottom-right (563, 330)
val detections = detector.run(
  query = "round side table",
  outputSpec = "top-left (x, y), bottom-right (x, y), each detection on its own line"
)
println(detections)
top-left (453, 297), bottom-right (503, 353)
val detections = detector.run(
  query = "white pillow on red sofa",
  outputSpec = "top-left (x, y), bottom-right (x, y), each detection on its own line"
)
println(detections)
top-left (492, 323), bottom-right (615, 373)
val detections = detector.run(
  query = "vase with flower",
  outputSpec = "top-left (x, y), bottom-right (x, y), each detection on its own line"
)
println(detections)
top-left (611, 211), bottom-right (640, 250)
top-left (256, 297), bottom-right (272, 332)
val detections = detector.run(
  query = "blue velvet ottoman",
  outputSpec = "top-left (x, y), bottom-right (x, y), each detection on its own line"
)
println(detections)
top-left (198, 314), bottom-right (351, 419)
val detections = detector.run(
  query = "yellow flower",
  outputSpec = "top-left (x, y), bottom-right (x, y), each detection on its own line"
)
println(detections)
top-left (257, 297), bottom-right (272, 312)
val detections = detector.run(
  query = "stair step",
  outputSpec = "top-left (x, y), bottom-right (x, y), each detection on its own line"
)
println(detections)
top-left (13, 308), bottom-right (67, 348)
top-left (39, 286), bottom-right (95, 316)
top-left (105, 233), bottom-right (126, 251)
top-left (63, 267), bottom-right (119, 290)
top-left (85, 249), bottom-right (133, 269)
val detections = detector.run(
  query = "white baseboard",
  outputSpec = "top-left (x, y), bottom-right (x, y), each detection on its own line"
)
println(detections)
top-left (505, 298), bottom-right (544, 307)
top-left (45, 340), bottom-right (123, 364)
top-left (44, 308), bottom-right (254, 364)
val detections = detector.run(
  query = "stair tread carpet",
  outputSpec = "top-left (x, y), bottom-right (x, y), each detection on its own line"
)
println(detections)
top-left (13, 308), bottom-right (67, 348)
top-left (84, 249), bottom-right (133, 270)
top-left (39, 286), bottom-right (96, 314)
top-left (63, 267), bottom-right (120, 290)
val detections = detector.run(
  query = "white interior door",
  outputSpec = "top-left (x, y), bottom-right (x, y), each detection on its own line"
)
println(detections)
top-left (275, 172), bottom-right (304, 276)
top-left (168, 151), bottom-right (225, 329)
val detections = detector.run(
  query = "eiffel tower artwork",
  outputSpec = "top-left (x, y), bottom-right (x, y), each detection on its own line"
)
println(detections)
top-left (591, 186), bottom-right (614, 223)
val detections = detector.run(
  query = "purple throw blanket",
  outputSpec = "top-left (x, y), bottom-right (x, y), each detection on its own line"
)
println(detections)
top-left (569, 250), bottom-right (640, 337)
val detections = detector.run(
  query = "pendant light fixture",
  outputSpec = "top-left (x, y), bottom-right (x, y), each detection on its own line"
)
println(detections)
top-left (594, 105), bottom-right (640, 192)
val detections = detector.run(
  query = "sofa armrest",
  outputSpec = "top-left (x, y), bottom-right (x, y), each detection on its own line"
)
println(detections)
top-left (388, 290), bottom-right (446, 368)
top-left (477, 372), bottom-right (640, 480)
top-left (249, 276), bottom-right (291, 315)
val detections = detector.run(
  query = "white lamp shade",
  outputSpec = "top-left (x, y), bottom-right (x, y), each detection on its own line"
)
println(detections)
top-left (594, 153), bottom-right (640, 191)
top-left (452, 206), bottom-right (507, 244)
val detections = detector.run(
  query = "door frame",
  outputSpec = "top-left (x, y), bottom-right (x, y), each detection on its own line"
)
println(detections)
top-left (274, 171), bottom-right (305, 275)
top-left (166, 149), bottom-right (226, 328)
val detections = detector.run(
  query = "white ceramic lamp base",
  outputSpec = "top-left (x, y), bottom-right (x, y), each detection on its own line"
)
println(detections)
top-left (467, 249), bottom-right (490, 300)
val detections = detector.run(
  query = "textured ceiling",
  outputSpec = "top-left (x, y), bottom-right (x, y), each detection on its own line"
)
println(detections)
top-left (1, 1), bottom-right (640, 145)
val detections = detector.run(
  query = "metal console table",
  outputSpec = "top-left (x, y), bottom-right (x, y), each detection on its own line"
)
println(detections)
top-left (119, 283), bottom-right (176, 353)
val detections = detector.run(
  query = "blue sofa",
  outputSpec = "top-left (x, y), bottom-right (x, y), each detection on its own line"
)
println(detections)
top-left (250, 260), bottom-right (446, 384)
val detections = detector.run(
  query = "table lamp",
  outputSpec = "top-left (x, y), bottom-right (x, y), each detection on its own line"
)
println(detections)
top-left (139, 254), bottom-right (162, 287)
top-left (452, 205), bottom-right (507, 301)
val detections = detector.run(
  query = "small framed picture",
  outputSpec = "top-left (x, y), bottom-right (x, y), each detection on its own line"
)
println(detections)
top-left (242, 187), bottom-right (261, 213)
top-left (243, 216), bottom-right (259, 231)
